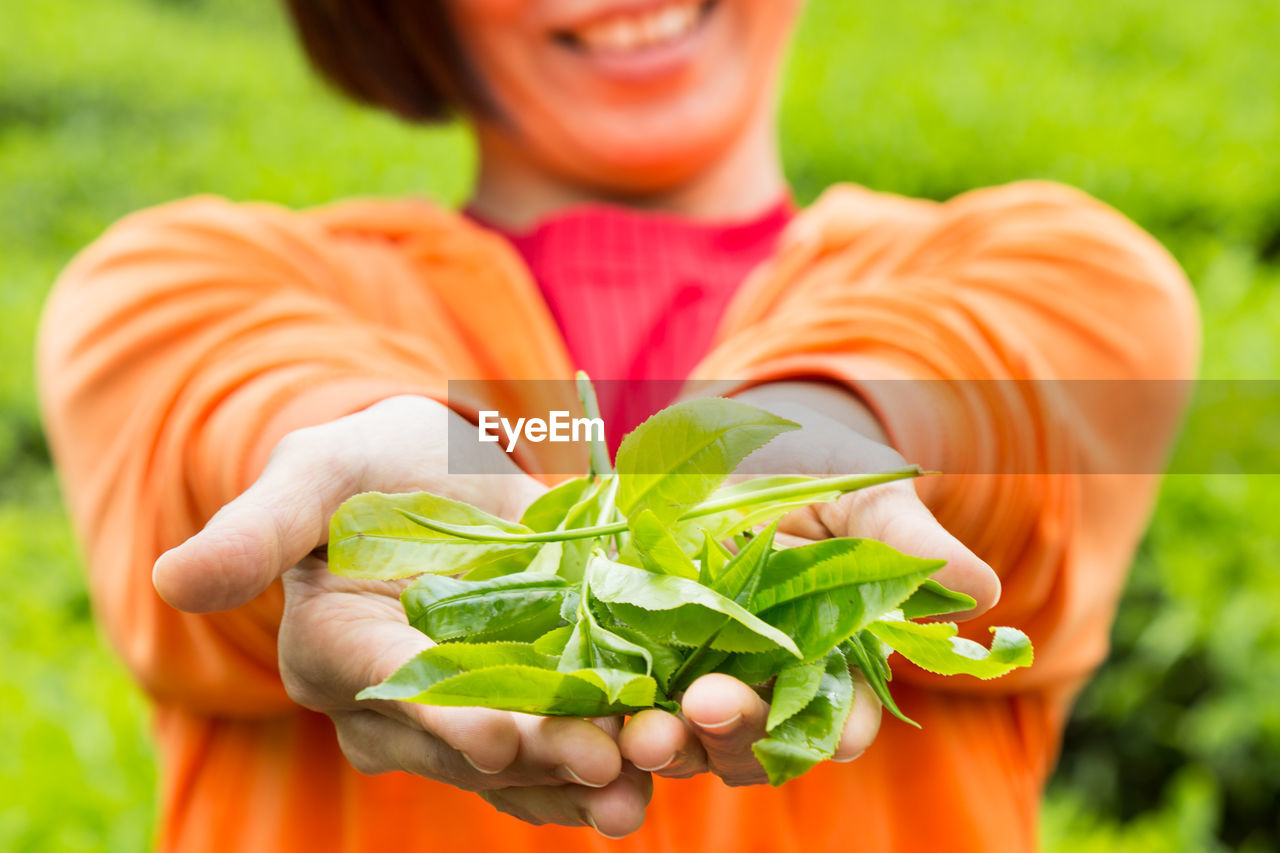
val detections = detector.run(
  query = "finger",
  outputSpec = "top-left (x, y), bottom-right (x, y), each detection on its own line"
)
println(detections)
top-left (501, 714), bottom-right (623, 787)
top-left (480, 764), bottom-right (653, 838)
top-left (618, 709), bottom-right (708, 778)
top-left (680, 674), bottom-right (771, 786)
top-left (153, 395), bottom-right (546, 614)
top-left (154, 424), bottom-right (358, 613)
top-left (772, 526), bottom-right (821, 549)
top-left (332, 687), bottom-right (622, 789)
top-left (832, 670), bottom-right (882, 762)
top-left (826, 482), bottom-right (1001, 618)
top-left (328, 676), bottom-right (619, 789)
top-left (591, 716), bottom-right (623, 739)
top-left (377, 691), bottom-right (621, 786)
top-left (332, 709), bottom-right (516, 791)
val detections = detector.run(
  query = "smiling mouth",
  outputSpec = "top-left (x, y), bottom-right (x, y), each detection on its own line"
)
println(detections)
top-left (552, 1), bottom-right (719, 55)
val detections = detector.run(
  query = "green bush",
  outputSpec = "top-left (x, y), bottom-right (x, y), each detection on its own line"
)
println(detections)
top-left (0, 476), bottom-right (155, 852)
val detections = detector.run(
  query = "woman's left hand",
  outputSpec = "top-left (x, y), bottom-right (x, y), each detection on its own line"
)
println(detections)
top-left (617, 386), bottom-right (1001, 785)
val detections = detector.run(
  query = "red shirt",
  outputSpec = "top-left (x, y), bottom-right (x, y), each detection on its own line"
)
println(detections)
top-left (470, 201), bottom-right (792, 446)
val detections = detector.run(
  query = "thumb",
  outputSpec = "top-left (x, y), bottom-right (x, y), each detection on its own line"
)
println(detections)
top-left (153, 432), bottom-right (357, 613)
top-left (828, 482), bottom-right (1001, 619)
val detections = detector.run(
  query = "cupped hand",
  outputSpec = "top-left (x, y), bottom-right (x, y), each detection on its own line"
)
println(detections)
top-left (619, 387), bottom-right (1001, 786)
top-left (152, 395), bottom-right (649, 837)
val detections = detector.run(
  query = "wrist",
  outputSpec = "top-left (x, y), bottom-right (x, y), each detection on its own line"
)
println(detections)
top-left (732, 380), bottom-right (890, 446)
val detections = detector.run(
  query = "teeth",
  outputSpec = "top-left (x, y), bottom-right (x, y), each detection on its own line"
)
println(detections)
top-left (597, 18), bottom-right (640, 51)
top-left (574, 2), bottom-right (702, 53)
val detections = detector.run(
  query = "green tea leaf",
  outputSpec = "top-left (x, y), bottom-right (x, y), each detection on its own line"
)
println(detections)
top-left (533, 625), bottom-right (574, 656)
top-left (715, 650), bottom-right (783, 687)
top-left (329, 492), bottom-right (537, 579)
top-left (401, 572), bottom-right (569, 643)
top-left (559, 598), bottom-right (652, 677)
top-left (842, 634), bottom-right (917, 728)
top-left (752, 648), bottom-right (855, 786)
top-left (614, 398), bottom-right (799, 525)
top-left (900, 579), bottom-right (977, 620)
top-left (569, 667), bottom-right (658, 707)
top-left (358, 642), bottom-right (655, 716)
top-left (710, 522), bottom-right (776, 606)
top-left (603, 601), bottom-right (780, 654)
top-left (587, 556), bottom-right (801, 657)
top-left (697, 531), bottom-right (732, 585)
top-left (520, 477), bottom-right (592, 532)
top-left (665, 636), bottom-right (729, 697)
top-left (855, 630), bottom-right (892, 684)
top-left (668, 523), bottom-right (776, 692)
top-left (559, 585), bottom-right (580, 623)
top-left (752, 538), bottom-right (945, 659)
top-left (519, 540), bottom-right (565, 579)
top-left (358, 642), bottom-right (556, 697)
top-left (598, 618), bottom-right (683, 692)
top-left (766, 656), bottom-right (826, 731)
top-left (629, 509), bottom-right (699, 579)
top-left (556, 567), bottom-right (655, 703)
top-left (868, 618), bottom-right (1034, 679)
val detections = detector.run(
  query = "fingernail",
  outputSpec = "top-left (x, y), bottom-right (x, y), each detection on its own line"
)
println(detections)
top-left (632, 753), bottom-right (675, 772)
top-left (558, 765), bottom-right (608, 788)
top-left (832, 749), bottom-right (865, 764)
top-left (583, 811), bottom-right (627, 841)
top-left (693, 712), bottom-right (742, 731)
top-left (461, 752), bottom-right (504, 775)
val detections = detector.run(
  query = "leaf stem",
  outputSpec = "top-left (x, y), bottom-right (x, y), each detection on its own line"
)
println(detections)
top-left (683, 466), bottom-right (923, 520)
top-left (396, 466), bottom-right (925, 544)
top-left (595, 476), bottom-right (619, 528)
top-left (576, 371), bottom-right (614, 479)
top-left (396, 508), bottom-right (627, 542)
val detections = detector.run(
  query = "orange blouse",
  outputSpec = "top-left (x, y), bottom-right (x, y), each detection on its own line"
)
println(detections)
top-left (37, 182), bottom-right (1198, 852)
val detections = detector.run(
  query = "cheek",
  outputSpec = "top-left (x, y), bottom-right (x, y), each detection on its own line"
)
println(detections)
top-left (449, 0), bottom-right (541, 95)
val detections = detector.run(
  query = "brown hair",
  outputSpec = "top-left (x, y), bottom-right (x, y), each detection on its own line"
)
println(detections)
top-left (281, 0), bottom-right (491, 123)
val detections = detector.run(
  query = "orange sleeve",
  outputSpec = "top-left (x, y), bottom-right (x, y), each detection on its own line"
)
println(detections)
top-left (36, 197), bottom-right (475, 716)
top-left (695, 181), bottom-right (1200, 693)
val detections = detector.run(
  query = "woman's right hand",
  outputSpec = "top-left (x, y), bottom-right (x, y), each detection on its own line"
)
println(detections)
top-left (152, 395), bottom-right (650, 838)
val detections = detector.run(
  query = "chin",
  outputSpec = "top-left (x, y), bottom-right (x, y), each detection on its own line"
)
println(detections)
top-left (569, 140), bottom-right (728, 194)
top-left (547, 99), bottom-right (758, 195)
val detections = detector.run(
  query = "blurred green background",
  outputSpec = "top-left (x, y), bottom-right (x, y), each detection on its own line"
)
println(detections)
top-left (2, 0), bottom-right (1277, 850)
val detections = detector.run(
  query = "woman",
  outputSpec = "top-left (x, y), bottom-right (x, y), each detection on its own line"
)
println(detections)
top-left (37, 1), bottom-right (1198, 850)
